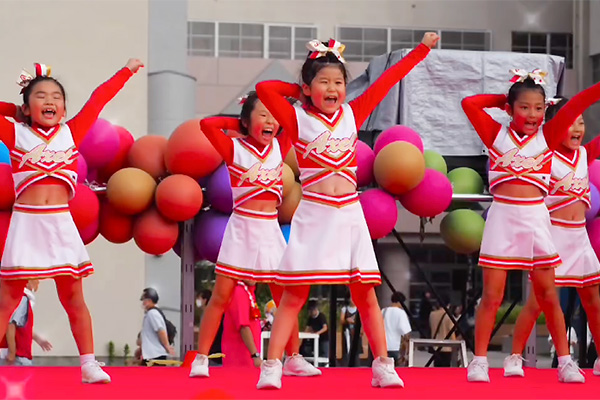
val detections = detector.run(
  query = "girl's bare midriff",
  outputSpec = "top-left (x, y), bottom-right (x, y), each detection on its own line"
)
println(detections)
top-left (304, 175), bottom-right (356, 196)
top-left (238, 197), bottom-right (278, 213)
top-left (493, 181), bottom-right (544, 198)
top-left (550, 201), bottom-right (586, 222)
top-left (16, 182), bottom-right (70, 205)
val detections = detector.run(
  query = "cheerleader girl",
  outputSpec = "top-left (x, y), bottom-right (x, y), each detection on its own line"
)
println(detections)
top-left (0, 59), bottom-right (143, 383)
top-left (505, 90), bottom-right (600, 377)
top-left (462, 70), bottom-right (600, 383)
top-left (255, 32), bottom-right (439, 389)
top-left (189, 92), bottom-right (320, 378)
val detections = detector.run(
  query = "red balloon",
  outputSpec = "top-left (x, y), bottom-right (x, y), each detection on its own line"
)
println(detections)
top-left (156, 174), bottom-right (203, 221)
top-left (133, 208), bottom-right (178, 255)
top-left (0, 165), bottom-right (15, 211)
top-left (0, 211), bottom-right (12, 259)
top-left (99, 201), bottom-right (134, 244)
top-left (69, 183), bottom-right (100, 231)
top-left (80, 219), bottom-right (100, 245)
top-left (97, 126), bottom-right (135, 183)
top-left (128, 135), bottom-right (168, 181)
top-left (165, 119), bottom-right (223, 179)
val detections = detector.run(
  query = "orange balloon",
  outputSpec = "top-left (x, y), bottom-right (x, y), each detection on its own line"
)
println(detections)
top-left (133, 208), bottom-right (179, 255)
top-left (127, 135), bottom-right (168, 181)
top-left (107, 168), bottom-right (157, 215)
top-left (155, 174), bottom-right (204, 222)
top-left (278, 182), bottom-right (302, 224)
top-left (165, 119), bottom-right (223, 179)
top-left (374, 142), bottom-right (425, 195)
top-left (284, 149), bottom-right (300, 178)
top-left (282, 163), bottom-right (296, 198)
top-left (99, 201), bottom-right (134, 244)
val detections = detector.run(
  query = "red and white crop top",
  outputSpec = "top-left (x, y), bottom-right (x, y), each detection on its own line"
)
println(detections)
top-left (229, 138), bottom-right (284, 207)
top-left (294, 103), bottom-right (358, 189)
top-left (488, 125), bottom-right (552, 194)
top-left (11, 122), bottom-right (79, 198)
top-left (546, 147), bottom-right (591, 211)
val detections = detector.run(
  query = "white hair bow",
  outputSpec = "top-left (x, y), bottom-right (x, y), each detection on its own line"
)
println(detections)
top-left (546, 97), bottom-right (562, 106)
top-left (509, 68), bottom-right (547, 85)
top-left (306, 39), bottom-right (346, 63)
top-left (17, 63), bottom-right (51, 93)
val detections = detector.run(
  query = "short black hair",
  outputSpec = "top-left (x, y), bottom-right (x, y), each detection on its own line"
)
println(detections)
top-left (301, 46), bottom-right (348, 87)
top-left (507, 77), bottom-right (545, 108)
top-left (545, 96), bottom-right (569, 122)
top-left (307, 299), bottom-right (319, 310)
top-left (141, 288), bottom-right (159, 304)
top-left (391, 291), bottom-right (406, 304)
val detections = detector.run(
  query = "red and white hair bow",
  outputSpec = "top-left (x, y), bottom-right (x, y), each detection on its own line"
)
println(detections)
top-left (238, 94), bottom-right (249, 105)
top-left (509, 68), bottom-right (547, 85)
top-left (306, 39), bottom-right (346, 63)
top-left (546, 97), bottom-right (562, 106)
top-left (17, 63), bottom-right (51, 93)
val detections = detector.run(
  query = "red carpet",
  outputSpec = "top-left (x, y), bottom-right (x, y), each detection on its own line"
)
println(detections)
top-left (1, 366), bottom-right (599, 399)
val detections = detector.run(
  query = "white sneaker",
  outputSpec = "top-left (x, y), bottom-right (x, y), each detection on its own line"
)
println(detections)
top-left (467, 358), bottom-right (490, 382)
top-left (257, 359), bottom-right (283, 389)
top-left (81, 360), bottom-right (111, 384)
top-left (503, 354), bottom-right (525, 377)
top-left (282, 354), bottom-right (322, 376)
top-left (371, 356), bottom-right (404, 388)
top-left (593, 358), bottom-right (600, 376)
top-left (558, 359), bottom-right (585, 383)
top-left (189, 354), bottom-right (209, 378)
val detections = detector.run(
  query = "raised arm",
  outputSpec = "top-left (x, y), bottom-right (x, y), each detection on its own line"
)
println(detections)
top-left (0, 117), bottom-right (16, 149)
top-left (461, 94), bottom-right (507, 148)
top-left (67, 59), bottom-right (143, 146)
top-left (0, 102), bottom-right (18, 119)
top-left (585, 135), bottom-right (600, 165)
top-left (199, 117), bottom-right (239, 165)
top-left (544, 81), bottom-right (600, 150)
top-left (255, 81), bottom-right (301, 143)
top-left (349, 43), bottom-right (431, 128)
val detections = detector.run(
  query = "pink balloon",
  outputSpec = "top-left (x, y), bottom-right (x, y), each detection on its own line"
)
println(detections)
top-left (79, 119), bottom-right (120, 169)
top-left (374, 125), bottom-right (424, 155)
top-left (399, 169), bottom-right (453, 217)
top-left (77, 155), bottom-right (88, 183)
top-left (359, 189), bottom-right (398, 239)
top-left (356, 140), bottom-right (375, 187)
top-left (590, 160), bottom-right (600, 191)
top-left (587, 218), bottom-right (600, 259)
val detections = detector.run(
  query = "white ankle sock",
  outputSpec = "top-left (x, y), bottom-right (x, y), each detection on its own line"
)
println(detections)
top-left (473, 356), bottom-right (487, 363)
top-left (558, 355), bottom-right (571, 367)
top-left (80, 354), bottom-right (95, 366)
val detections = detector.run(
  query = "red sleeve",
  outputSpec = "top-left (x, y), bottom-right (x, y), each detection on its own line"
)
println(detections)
top-left (276, 129), bottom-right (293, 158)
top-left (67, 67), bottom-right (134, 146)
top-left (0, 102), bottom-right (17, 119)
top-left (544, 81), bottom-right (600, 150)
top-left (255, 81), bottom-right (300, 143)
top-left (585, 135), bottom-right (600, 165)
top-left (349, 44), bottom-right (430, 128)
top-left (199, 117), bottom-right (238, 165)
top-left (0, 117), bottom-right (16, 149)
top-left (461, 94), bottom-right (506, 148)
top-left (227, 286), bottom-right (251, 330)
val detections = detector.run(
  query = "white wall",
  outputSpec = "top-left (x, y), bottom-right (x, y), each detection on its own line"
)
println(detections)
top-left (0, 0), bottom-right (149, 357)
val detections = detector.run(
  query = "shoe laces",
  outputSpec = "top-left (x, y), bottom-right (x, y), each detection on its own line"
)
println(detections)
top-left (506, 354), bottom-right (524, 366)
top-left (470, 359), bottom-right (488, 373)
top-left (560, 360), bottom-right (585, 376)
top-left (84, 360), bottom-right (105, 370)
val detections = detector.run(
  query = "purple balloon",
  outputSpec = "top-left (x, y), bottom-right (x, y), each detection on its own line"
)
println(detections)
top-left (206, 163), bottom-right (233, 214)
top-left (77, 155), bottom-right (88, 183)
top-left (79, 119), bottom-right (120, 169)
top-left (193, 210), bottom-right (230, 263)
top-left (586, 184), bottom-right (600, 221)
top-left (482, 206), bottom-right (490, 221)
top-left (356, 140), bottom-right (375, 187)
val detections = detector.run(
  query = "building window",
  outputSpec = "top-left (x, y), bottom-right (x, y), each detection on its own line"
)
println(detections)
top-left (593, 54), bottom-right (600, 83)
top-left (188, 21), bottom-right (317, 59)
top-left (338, 26), bottom-right (491, 61)
top-left (511, 32), bottom-right (573, 69)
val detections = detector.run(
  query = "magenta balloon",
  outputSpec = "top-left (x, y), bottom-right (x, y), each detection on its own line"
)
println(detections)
top-left (586, 184), bottom-right (600, 221)
top-left (359, 189), bottom-right (398, 239)
top-left (79, 219), bottom-right (99, 245)
top-left (399, 169), bottom-right (453, 218)
top-left (587, 217), bottom-right (600, 259)
top-left (356, 140), bottom-right (375, 187)
top-left (77, 155), bottom-right (88, 183)
top-left (193, 210), bottom-right (230, 263)
top-left (206, 163), bottom-right (233, 214)
top-left (590, 160), bottom-right (600, 191)
top-left (79, 119), bottom-right (120, 169)
top-left (374, 125), bottom-right (424, 155)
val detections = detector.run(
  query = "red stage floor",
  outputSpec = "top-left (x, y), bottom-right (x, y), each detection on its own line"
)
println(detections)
top-left (1, 366), bottom-right (599, 399)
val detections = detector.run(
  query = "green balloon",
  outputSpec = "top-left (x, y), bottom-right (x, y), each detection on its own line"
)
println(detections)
top-left (447, 167), bottom-right (485, 211)
top-left (440, 209), bottom-right (485, 255)
top-left (423, 150), bottom-right (447, 175)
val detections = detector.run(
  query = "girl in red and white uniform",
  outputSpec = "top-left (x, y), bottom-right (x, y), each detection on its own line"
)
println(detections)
top-left (0, 59), bottom-right (142, 383)
top-left (505, 93), bottom-right (600, 377)
top-left (189, 92), bottom-right (320, 378)
top-left (255, 32), bottom-right (439, 389)
top-left (462, 70), bottom-right (600, 383)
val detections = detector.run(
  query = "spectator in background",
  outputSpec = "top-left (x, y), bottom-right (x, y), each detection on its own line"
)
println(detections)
top-left (140, 288), bottom-right (175, 366)
top-left (303, 300), bottom-right (329, 359)
top-left (419, 291), bottom-right (433, 339)
top-left (222, 281), bottom-right (262, 368)
top-left (382, 292), bottom-right (412, 366)
top-left (262, 300), bottom-right (276, 331)
top-left (340, 297), bottom-right (358, 359)
top-left (429, 295), bottom-right (455, 367)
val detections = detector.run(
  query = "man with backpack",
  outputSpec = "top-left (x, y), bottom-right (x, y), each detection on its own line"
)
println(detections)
top-left (140, 288), bottom-right (176, 365)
